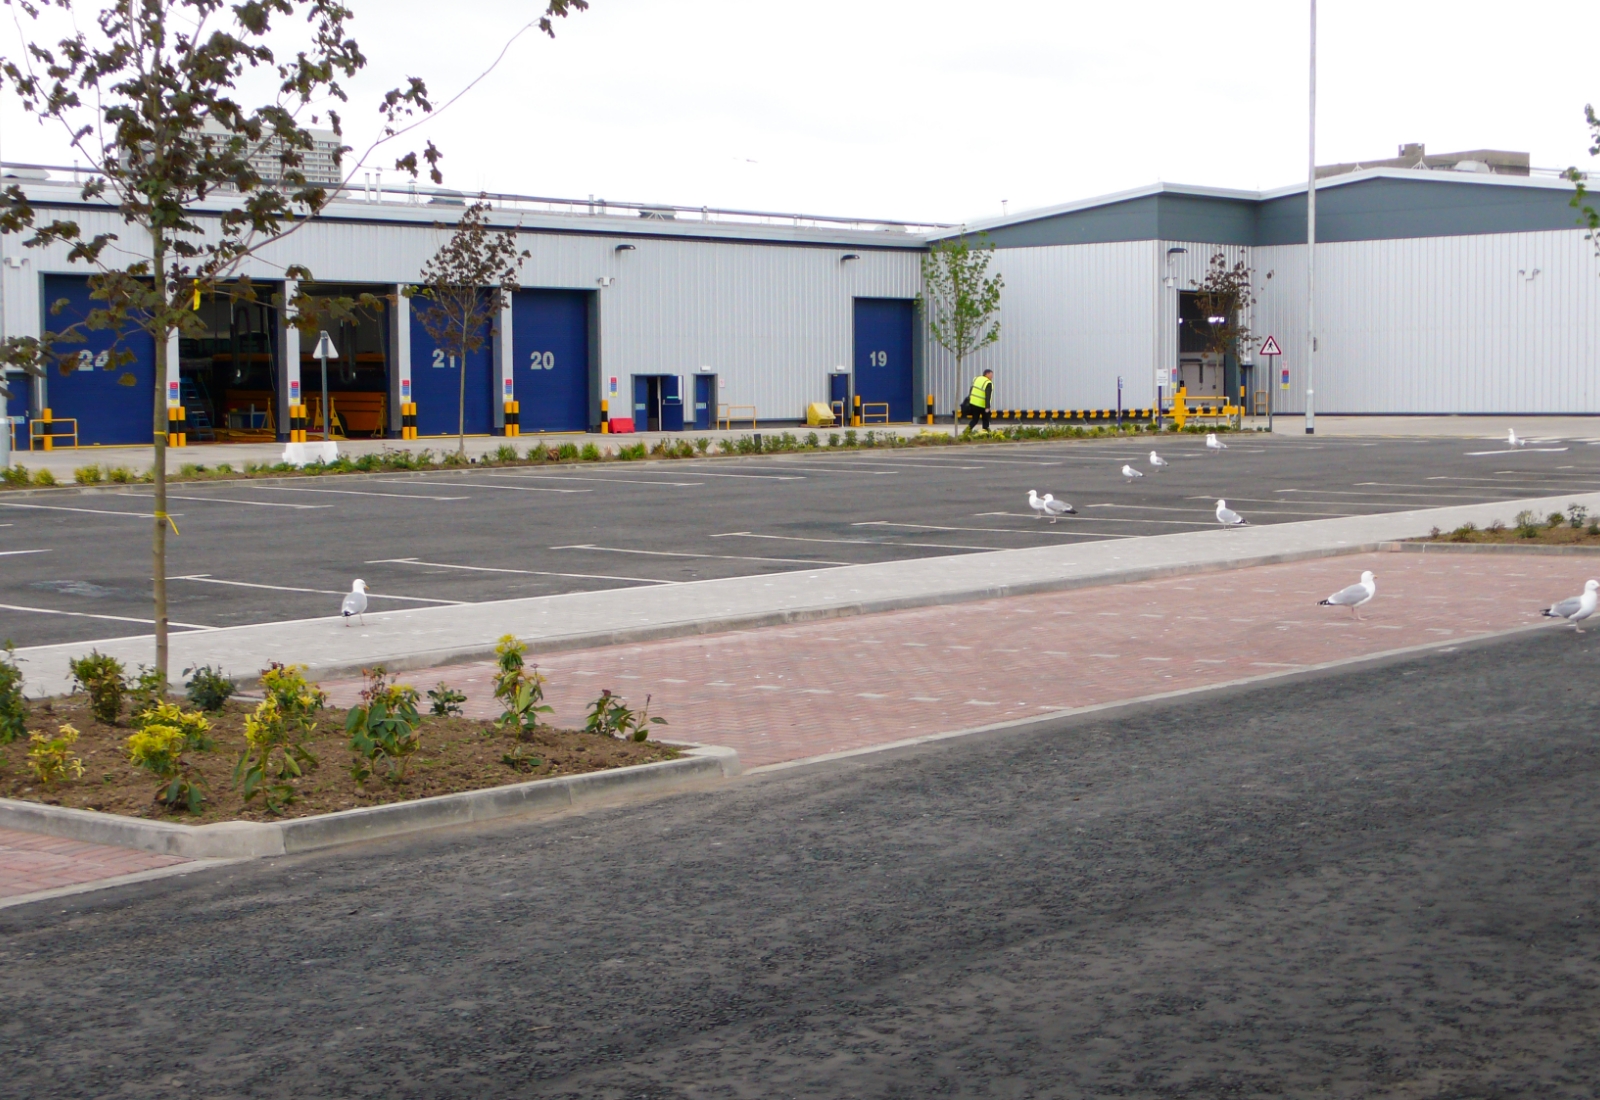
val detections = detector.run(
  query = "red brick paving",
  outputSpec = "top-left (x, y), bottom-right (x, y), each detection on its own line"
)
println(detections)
top-left (324, 552), bottom-right (1598, 769)
top-left (0, 826), bottom-right (185, 901)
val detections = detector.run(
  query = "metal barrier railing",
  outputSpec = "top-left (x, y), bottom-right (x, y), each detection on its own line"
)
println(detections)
top-left (717, 403), bottom-right (758, 430)
top-left (859, 402), bottom-right (890, 425)
top-left (30, 413), bottom-right (78, 450)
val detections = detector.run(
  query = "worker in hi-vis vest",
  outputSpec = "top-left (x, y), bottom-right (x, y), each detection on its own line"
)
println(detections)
top-left (963, 368), bottom-right (994, 432)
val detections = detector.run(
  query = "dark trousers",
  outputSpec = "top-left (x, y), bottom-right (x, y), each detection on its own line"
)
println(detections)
top-left (964, 403), bottom-right (990, 431)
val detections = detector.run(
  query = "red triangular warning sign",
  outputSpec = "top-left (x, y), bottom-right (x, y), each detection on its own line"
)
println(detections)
top-left (1259, 335), bottom-right (1282, 356)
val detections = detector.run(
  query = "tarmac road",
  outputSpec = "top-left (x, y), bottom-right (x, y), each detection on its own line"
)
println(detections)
top-left (2, 626), bottom-right (1597, 1097)
top-left (5, 431), bottom-right (1600, 647)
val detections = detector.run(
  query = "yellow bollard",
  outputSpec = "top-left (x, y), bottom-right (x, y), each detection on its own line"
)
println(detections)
top-left (600, 397), bottom-right (610, 434)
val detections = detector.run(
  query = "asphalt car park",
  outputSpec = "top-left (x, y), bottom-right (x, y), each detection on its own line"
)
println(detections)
top-left (4, 433), bottom-right (1600, 647)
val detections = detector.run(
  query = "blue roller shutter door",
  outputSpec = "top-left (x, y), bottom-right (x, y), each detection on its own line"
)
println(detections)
top-left (852, 298), bottom-right (914, 423)
top-left (41, 275), bottom-right (158, 446)
top-left (410, 300), bottom-right (493, 436)
top-left (512, 290), bottom-right (589, 432)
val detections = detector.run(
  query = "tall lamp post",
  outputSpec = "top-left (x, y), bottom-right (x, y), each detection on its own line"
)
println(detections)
top-left (1306, 0), bottom-right (1317, 435)
top-left (314, 329), bottom-right (338, 442)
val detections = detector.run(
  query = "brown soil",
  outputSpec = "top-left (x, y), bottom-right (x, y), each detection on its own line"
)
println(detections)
top-left (1419, 519), bottom-right (1600, 546)
top-left (0, 695), bottom-right (681, 824)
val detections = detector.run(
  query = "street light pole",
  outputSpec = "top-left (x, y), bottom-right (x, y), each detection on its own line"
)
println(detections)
top-left (1306, 0), bottom-right (1317, 435)
top-left (313, 330), bottom-right (338, 443)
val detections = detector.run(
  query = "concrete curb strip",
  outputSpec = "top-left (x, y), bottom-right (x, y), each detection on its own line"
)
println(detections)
top-left (0, 745), bottom-right (740, 859)
top-left (1381, 541), bottom-right (1600, 557)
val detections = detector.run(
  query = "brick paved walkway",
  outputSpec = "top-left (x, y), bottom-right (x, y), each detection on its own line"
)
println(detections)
top-left (325, 551), bottom-right (1596, 768)
top-left (0, 827), bottom-right (186, 902)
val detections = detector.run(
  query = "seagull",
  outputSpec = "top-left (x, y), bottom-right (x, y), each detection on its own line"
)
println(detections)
top-left (1149, 451), bottom-right (1169, 470)
top-left (1027, 489), bottom-right (1049, 520)
top-left (1041, 493), bottom-right (1075, 522)
top-left (1507, 428), bottom-right (1527, 448)
top-left (1215, 499), bottom-right (1248, 528)
top-left (1542, 578), bottom-right (1599, 632)
top-left (1121, 464), bottom-right (1144, 482)
top-left (341, 579), bottom-right (368, 626)
top-left (1319, 570), bottom-right (1376, 620)
top-left (1206, 433), bottom-right (1227, 453)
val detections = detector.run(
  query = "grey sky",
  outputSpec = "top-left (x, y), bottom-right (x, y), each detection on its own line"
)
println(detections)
top-left (1, 1), bottom-right (1593, 222)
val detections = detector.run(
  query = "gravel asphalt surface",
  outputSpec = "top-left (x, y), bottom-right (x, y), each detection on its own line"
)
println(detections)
top-left (3, 625), bottom-right (1598, 1098)
top-left (5, 432), bottom-right (1600, 647)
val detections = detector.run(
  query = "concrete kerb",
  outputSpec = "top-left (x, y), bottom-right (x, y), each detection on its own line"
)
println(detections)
top-left (0, 744), bottom-right (740, 860)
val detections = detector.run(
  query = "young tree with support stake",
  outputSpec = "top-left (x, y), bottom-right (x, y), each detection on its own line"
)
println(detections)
top-left (0, 0), bottom-right (586, 686)
top-left (1191, 252), bottom-right (1269, 399)
top-left (408, 201), bottom-right (528, 457)
top-left (918, 234), bottom-right (1002, 416)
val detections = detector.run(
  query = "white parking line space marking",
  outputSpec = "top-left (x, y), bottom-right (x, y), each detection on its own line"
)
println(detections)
top-left (712, 531), bottom-right (1014, 552)
top-left (162, 494), bottom-right (333, 510)
top-left (170, 575), bottom-right (465, 604)
top-left (490, 473), bottom-right (703, 488)
top-left (375, 479), bottom-right (590, 494)
top-left (366, 557), bottom-right (676, 585)
top-left (851, 520), bottom-right (1136, 539)
top-left (0, 602), bottom-right (212, 629)
top-left (671, 469), bottom-right (806, 481)
top-left (1464, 447), bottom-right (1570, 455)
top-left (0, 549), bottom-right (50, 557)
top-left (251, 485), bottom-right (472, 501)
top-left (551, 544), bottom-right (847, 566)
top-left (0, 501), bottom-right (184, 519)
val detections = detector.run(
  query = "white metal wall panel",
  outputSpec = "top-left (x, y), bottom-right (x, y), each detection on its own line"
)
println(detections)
top-left (1255, 230), bottom-right (1600, 413)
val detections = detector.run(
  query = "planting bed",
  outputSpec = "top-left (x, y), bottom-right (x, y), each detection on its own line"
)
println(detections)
top-left (0, 694), bottom-right (681, 825)
top-left (1420, 511), bottom-right (1600, 546)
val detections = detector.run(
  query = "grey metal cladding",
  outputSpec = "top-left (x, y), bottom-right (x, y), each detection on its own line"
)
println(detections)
top-left (1258, 177), bottom-right (1585, 244)
top-left (978, 193), bottom-right (1256, 248)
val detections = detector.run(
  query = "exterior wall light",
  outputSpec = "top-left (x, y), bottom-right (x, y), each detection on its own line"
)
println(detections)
top-left (615, 244), bottom-right (636, 252)
top-left (841, 253), bottom-right (861, 262)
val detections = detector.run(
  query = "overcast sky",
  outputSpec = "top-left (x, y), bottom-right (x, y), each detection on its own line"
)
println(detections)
top-left (0, 1), bottom-right (1594, 224)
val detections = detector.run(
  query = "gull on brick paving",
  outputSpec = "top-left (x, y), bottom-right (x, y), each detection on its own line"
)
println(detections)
top-left (1542, 578), bottom-right (1598, 632)
top-left (1319, 570), bottom-right (1377, 620)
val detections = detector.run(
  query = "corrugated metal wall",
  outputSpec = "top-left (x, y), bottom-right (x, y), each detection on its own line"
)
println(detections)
top-left (1255, 229), bottom-right (1600, 413)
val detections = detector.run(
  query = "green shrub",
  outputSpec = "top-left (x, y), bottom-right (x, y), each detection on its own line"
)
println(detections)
top-left (1514, 509), bottom-right (1540, 538)
top-left (557, 442), bottom-right (580, 461)
top-left (69, 651), bottom-right (127, 723)
top-left (863, 430), bottom-right (877, 447)
top-left (442, 450), bottom-right (469, 467)
top-left (584, 689), bottom-right (666, 742)
top-left (694, 437), bottom-right (711, 454)
top-left (1, 464), bottom-right (28, 486)
top-left (32, 468), bottom-right (57, 487)
top-left (1567, 504), bottom-right (1589, 529)
top-left (827, 433), bottom-right (840, 447)
top-left (127, 664), bottom-right (168, 716)
top-left (0, 644), bottom-right (26, 745)
top-left (493, 443), bottom-right (520, 464)
top-left (73, 464), bottom-right (104, 485)
top-left (183, 664), bottom-right (237, 711)
top-left (673, 439), bottom-right (696, 458)
top-left (28, 724), bottom-right (84, 785)
top-left (125, 722), bottom-right (206, 813)
top-left (616, 442), bottom-right (646, 460)
top-left (179, 463), bottom-right (207, 477)
top-left (493, 634), bottom-right (552, 736)
top-left (843, 429), bottom-right (857, 447)
top-left (427, 683), bottom-right (466, 717)
top-left (106, 465), bottom-right (137, 483)
top-left (213, 462), bottom-right (235, 475)
top-left (232, 664), bottom-right (324, 813)
top-left (353, 453), bottom-right (381, 472)
top-left (346, 667), bottom-right (423, 783)
top-left (581, 442), bottom-right (604, 461)
top-left (804, 431), bottom-right (820, 448)
top-left (1447, 522), bottom-right (1477, 542)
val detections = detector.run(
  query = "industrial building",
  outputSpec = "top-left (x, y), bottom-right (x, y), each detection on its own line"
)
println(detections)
top-left (2, 147), bottom-right (1595, 448)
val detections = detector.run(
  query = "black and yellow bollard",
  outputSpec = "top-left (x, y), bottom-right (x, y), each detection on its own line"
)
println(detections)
top-left (925, 394), bottom-right (934, 425)
top-left (167, 404), bottom-right (187, 447)
top-left (600, 397), bottom-right (609, 434)
top-left (852, 394), bottom-right (861, 428)
top-left (504, 400), bottom-right (520, 437)
top-left (400, 402), bottom-right (417, 440)
top-left (39, 407), bottom-right (52, 451)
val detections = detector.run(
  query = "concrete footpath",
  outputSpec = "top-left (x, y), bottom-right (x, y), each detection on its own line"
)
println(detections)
top-left (15, 489), bottom-right (1600, 698)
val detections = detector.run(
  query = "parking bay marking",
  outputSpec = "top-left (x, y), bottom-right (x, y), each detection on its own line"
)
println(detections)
top-left (170, 575), bottom-right (465, 604)
top-left (251, 485), bottom-right (472, 502)
top-left (490, 473), bottom-right (703, 488)
top-left (162, 494), bottom-right (332, 510)
top-left (0, 549), bottom-right (50, 557)
top-left (0, 602), bottom-right (212, 629)
top-left (376, 479), bottom-right (590, 494)
top-left (552, 544), bottom-right (848, 566)
top-left (854, 520), bottom-right (1138, 539)
top-left (367, 557), bottom-right (677, 585)
top-left (713, 531), bottom-right (1015, 552)
top-left (0, 501), bottom-right (186, 520)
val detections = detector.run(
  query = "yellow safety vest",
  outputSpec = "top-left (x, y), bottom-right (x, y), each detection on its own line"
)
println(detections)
top-left (968, 375), bottom-right (992, 409)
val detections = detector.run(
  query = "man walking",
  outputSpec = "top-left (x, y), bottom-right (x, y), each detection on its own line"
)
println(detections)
top-left (964, 368), bottom-right (994, 432)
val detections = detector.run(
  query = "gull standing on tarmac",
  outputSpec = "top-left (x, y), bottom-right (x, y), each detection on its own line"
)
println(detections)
top-left (1215, 500), bottom-right (1248, 528)
top-left (1206, 433), bottom-right (1227, 453)
top-left (1041, 494), bottom-right (1075, 522)
top-left (1319, 571), bottom-right (1377, 620)
top-left (341, 579), bottom-right (368, 626)
top-left (1027, 489), bottom-right (1049, 519)
top-left (1121, 464), bottom-right (1144, 482)
top-left (1149, 451), bottom-right (1169, 470)
top-left (1542, 579), bottom-right (1599, 632)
